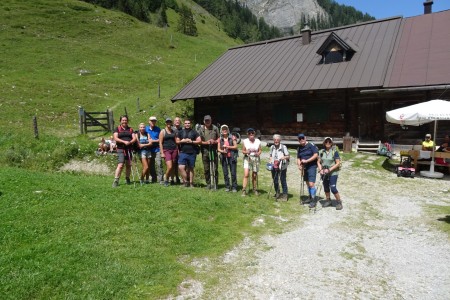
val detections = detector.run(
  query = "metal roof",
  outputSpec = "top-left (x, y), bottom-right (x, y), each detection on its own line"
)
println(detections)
top-left (172, 17), bottom-right (404, 101)
top-left (384, 10), bottom-right (450, 88)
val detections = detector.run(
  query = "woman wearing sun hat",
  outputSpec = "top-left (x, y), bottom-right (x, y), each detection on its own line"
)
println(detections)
top-left (217, 124), bottom-right (238, 192)
top-left (317, 137), bottom-right (343, 210)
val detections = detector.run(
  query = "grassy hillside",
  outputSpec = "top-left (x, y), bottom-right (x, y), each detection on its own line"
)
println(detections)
top-left (0, 0), bottom-right (238, 138)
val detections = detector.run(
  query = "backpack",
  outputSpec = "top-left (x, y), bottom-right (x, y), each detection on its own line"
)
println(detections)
top-left (117, 126), bottom-right (137, 151)
top-left (269, 144), bottom-right (289, 169)
top-left (319, 145), bottom-right (342, 170)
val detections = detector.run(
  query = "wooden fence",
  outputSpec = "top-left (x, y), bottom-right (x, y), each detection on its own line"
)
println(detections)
top-left (78, 107), bottom-right (114, 134)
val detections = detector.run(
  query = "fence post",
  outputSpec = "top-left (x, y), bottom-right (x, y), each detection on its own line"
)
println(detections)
top-left (78, 106), bottom-right (84, 134)
top-left (158, 82), bottom-right (161, 98)
top-left (107, 109), bottom-right (114, 132)
top-left (124, 107), bottom-right (128, 118)
top-left (33, 116), bottom-right (39, 139)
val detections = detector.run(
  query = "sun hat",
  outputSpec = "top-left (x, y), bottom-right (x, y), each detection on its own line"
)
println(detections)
top-left (323, 137), bottom-right (333, 144)
top-left (149, 116), bottom-right (157, 121)
top-left (220, 124), bottom-right (229, 131)
top-left (425, 133), bottom-right (431, 138)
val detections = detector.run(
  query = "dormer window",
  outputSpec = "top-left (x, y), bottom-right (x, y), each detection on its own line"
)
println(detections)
top-left (317, 32), bottom-right (356, 65)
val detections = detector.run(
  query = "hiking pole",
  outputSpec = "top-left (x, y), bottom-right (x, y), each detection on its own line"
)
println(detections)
top-left (268, 166), bottom-right (274, 199)
top-left (209, 144), bottom-right (214, 189)
top-left (127, 149), bottom-right (137, 188)
top-left (133, 150), bottom-right (142, 186)
top-left (299, 166), bottom-right (305, 203)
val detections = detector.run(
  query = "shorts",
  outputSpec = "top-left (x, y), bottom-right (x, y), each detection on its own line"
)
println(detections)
top-left (243, 155), bottom-right (260, 172)
top-left (303, 165), bottom-right (317, 183)
top-left (178, 152), bottom-right (196, 168)
top-left (163, 149), bottom-right (178, 162)
top-left (139, 149), bottom-right (151, 159)
top-left (117, 148), bottom-right (132, 164)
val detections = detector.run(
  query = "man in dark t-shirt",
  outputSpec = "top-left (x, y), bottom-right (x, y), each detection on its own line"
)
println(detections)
top-left (176, 118), bottom-right (201, 187)
top-left (297, 133), bottom-right (319, 207)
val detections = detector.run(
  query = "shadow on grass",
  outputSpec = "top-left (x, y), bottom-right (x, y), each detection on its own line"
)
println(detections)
top-left (381, 158), bottom-right (397, 173)
top-left (437, 215), bottom-right (450, 224)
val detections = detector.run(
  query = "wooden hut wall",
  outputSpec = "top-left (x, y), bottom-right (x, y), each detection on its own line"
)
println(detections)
top-left (194, 89), bottom-right (450, 143)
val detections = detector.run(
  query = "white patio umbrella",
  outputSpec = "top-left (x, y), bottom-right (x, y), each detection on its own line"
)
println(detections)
top-left (386, 99), bottom-right (450, 178)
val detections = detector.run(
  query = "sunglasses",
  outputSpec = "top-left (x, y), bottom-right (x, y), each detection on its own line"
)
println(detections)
top-left (298, 137), bottom-right (305, 140)
top-left (248, 131), bottom-right (255, 134)
top-left (325, 141), bottom-right (332, 144)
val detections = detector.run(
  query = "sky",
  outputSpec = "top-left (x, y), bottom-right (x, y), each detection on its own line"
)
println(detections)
top-left (334, 0), bottom-right (450, 19)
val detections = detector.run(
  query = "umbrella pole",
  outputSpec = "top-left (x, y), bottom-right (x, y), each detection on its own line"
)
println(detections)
top-left (420, 120), bottom-right (444, 178)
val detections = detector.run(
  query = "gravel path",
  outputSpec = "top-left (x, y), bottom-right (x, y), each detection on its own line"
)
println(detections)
top-left (173, 152), bottom-right (450, 299)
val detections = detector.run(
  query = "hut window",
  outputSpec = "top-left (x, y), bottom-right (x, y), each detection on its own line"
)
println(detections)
top-left (273, 104), bottom-right (294, 123)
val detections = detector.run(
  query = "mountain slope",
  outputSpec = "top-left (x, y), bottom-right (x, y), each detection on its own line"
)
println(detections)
top-left (0, 0), bottom-right (238, 136)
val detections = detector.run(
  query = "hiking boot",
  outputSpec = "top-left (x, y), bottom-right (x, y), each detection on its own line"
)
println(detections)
top-left (164, 181), bottom-right (169, 187)
top-left (309, 201), bottom-right (317, 208)
top-left (170, 180), bottom-right (175, 185)
top-left (184, 182), bottom-right (189, 188)
top-left (336, 201), bottom-right (343, 210)
top-left (145, 180), bottom-right (150, 184)
top-left (112, 180), bottom-right (119, 188)
top-left (232, 188), bottom-right (238, 193)
top-left (224, 187), bottom-right (230, 192)
top-left (140, 179), bottom-right (145, 185)
top-left (241, 190), bottom-right (247, 197)
top-left (189, 183), bottom-right (194, 188)
top-left (273, 192), bottom-right (280, 198)
top-left (279, 194), bottom-right (288, 202)
top-left (253, 190), bottom-right (259, 196)
top-left (176, 178), bottom-right (181, 185)
top-left (302, 198), bottom-right (311, 204)
top-left (126, 177), bottom-right (131, 185)
top-left (322, 199), bottom-right (332, 207)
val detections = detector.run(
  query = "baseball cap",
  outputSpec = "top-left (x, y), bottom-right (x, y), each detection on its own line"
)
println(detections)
top-left (204, 115), bottom-right (211, 121)
top-left (149, 116), bottom-right (157, 121)
top-left (425, 133), bottom-right (431, 138)
top-left (165, 117), bottom-right (172, 123)
top-left (298, 133), bottom-right (305, 139)
top-left (247, 128), bottom-right (255, 133)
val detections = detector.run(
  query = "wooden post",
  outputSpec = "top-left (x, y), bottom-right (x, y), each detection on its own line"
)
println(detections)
top-left (158, 82), bottom-right (161, 98)
top-left (136, 97), bottom-right (140, 113)
top-left (78, 106), bottom-right (84, 134)
top-left (33, 116), bottom-right (39, 139)
top-left (124, 107), bottom-right (128, 118)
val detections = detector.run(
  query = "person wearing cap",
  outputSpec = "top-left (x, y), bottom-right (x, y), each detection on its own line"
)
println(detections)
top-left (218, 124), bottom-right (239, 192)
top-left (241, 128), bottom-right (262, 196)
top-left (317, 137), bottom-right (343, 210)
top-left (145, 116), bottom-right (163, 184)
top-left (199, 115), bottom-right (220, 190)
top-left (422, 133), bottom-right (435, 151)
top-left (269, 134), bottom-right (290, 201)
top-left (297, 133), bottom-right (319, 207)
top-left (159, 118), bottom-right (178, 186)
top-left (176, 118), bottom-right (201, 187)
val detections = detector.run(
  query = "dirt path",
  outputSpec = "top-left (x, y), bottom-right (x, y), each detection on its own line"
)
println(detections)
top-left (174, 152), bottom-right (450, 299)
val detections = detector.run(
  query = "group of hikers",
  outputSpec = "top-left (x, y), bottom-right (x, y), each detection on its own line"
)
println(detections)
top-left (111, 114), bottom-right (343, 210)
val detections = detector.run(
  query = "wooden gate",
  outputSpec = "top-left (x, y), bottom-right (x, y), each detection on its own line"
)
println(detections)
top-left (78, 107), bottom-right (114, 134)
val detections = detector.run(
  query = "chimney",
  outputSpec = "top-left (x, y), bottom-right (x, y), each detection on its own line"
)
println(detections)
top-left (301, 24), bottom-right (311, 45)
top-left (424, 0), bottom-right (433, 14)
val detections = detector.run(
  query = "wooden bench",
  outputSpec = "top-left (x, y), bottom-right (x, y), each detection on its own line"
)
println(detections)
top-left (263, 135), bottom-right (345, 149)
top-left (408, 150), bottom-right (450, 170)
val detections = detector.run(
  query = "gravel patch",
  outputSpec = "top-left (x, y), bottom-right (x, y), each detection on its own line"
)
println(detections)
top-left (173, 153), bottom-right (450, 299)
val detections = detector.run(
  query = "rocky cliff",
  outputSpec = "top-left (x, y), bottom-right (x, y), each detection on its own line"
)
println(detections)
top-left (239, 0), bottom-right (328, 33)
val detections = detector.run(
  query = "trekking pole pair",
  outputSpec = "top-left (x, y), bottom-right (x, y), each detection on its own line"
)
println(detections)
top-left (127, 149), bottom-right (139, 188)
top-left (209, 144), bottom-right (216, 189)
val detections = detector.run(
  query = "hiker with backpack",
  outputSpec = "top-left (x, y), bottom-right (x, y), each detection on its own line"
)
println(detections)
top-left (297, 133), bottom-right (319, 207)
top-left (217, 124), bottom-right (238, 192)
top-left (241, 128), bottom-right (262, 196)
top-left (136, 122), bottom-right (152, 184)
top-left (159, 118), bottom-right (178, 186)
top-left (176, 118), bottom-right (201, 188)
top-left (145, 116), bottom-right (164, 184)
top-left (269, 134), bottom-right (290, 201)
top-left (199, 115), bottom-right (220, 190)
top-left (317, 137), bottom-right (343, 210)
top-left (112, 115), bottom-right (137, 187)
